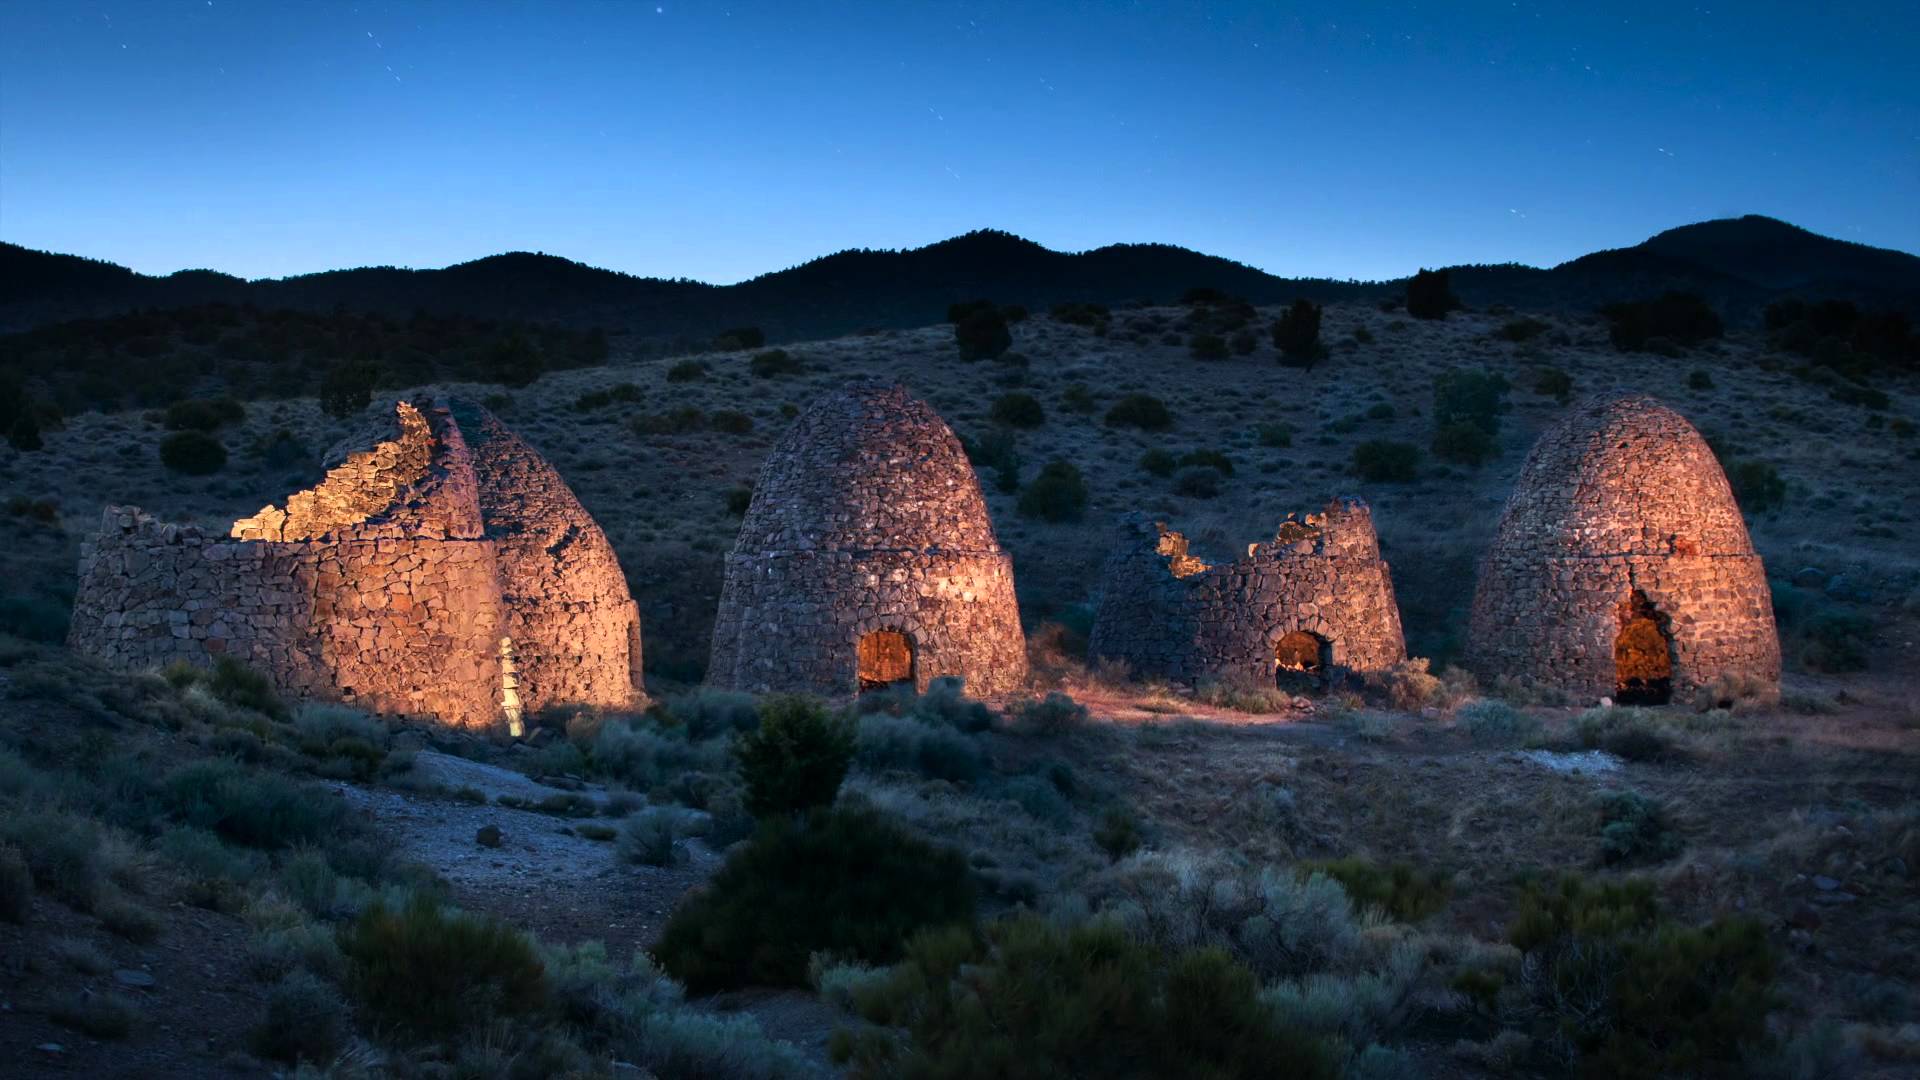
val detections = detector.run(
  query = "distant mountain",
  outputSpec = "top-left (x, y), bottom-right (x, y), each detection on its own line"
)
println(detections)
top-left (3, 216), bottom-right (1916, 341)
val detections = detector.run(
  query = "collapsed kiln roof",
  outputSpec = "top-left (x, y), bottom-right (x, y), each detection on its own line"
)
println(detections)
top-left (1490, 393), bottom-right (1756, 558)
top-left (733, 381), bottom-right (1002, 555)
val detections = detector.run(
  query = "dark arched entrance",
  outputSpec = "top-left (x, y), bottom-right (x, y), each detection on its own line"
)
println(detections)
top-left (1274, 630), bottom-right (1332, 693)
top-left (1614, 591), bottom-right (1673, 705)
top-left (857, 629), bottom-right (915, 692)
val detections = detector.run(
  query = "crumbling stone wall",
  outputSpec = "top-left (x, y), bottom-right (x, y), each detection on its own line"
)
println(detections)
top-left (1087, 498), bottom-right (1408, 686)
top-left (68, 399), bottom-right (642, 730)
top-left (1466, 393), bottom-right (1780, 702)
top-left (707, 381), bottom-right (1027, 696)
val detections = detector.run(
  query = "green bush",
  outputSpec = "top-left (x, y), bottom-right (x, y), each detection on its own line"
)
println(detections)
top-left (1300, 857), bottom-right (1450, 922)
top-left (1256, 422), bottom-right (1294, 448)
top-left (855, 713), bottom-right (987, 784)
top-left (665, 359), bottom-right (708, 382)
top-left (1173, 466), bottom-right (1222, 498)
top-left (159, 430), bottom-right (227, 475)
top-left (0, 841), bottom-right (33, 921)
top-left (339, 895), bottom-right (547, 1039)
top-left (1457, 699), bottom-right (1540, 744)
top-left (716, 326), bottom-right (765, 350)
top-left (618, 807), bottom-right (685, 866)
top-left (1499, 317), bottom-right (1551, 343)
top-left (1406, 268), bottom-right (1459, 320)
top-left (1688, 369), bottom-right (1715, 391)
top-left (733, 695), bottom-right (854, 817)
top-left (1533, 366), bottom-right (1573, 404)
top-left (1432, 421), bottom-right (1497, 466)
top-left (1596, 790), bottom-right (1681, 866)
top-left (632, 406), bottom-right (707, 435)
top-left (1802, 610), bottom-right (1871, 672)
top-left (0, 595), bottom-right (71, 643)
top-left (1093, 808), bottom-right (1144, 861)
top-left (1603, 292), bottom-right (1724, 351)
top-left (990, 392), bottom-right (1045, 428)
top-left (1575, 708), bottom-right (1680, 764)
top-left (955, 309), bottom-right (1013, 361)
top-left (750, 348), bottom-right (804, 377)
top-left (161, 760), bottom-right (346, 850)
top-left (1508, 875), bottom-right (1773, 1077)
top-left (164, 397), bottom-right (244, 432)
top-left (656, 806), bottom-right (975, 992)
top-left (1728, 460), bottom-right (1786, 515)
top-left (1189, 333), bottom-right (1230, 360)
top-left (1105, 393), bottom-right (1173, 431)
top-left (0, 811), bottom-right (106, 911)
top-left (840, 916), bottom-right (1337, 1080)
top-left (710, 409), bottom-right (754, 434)
top-left (319, 358), bottom-right (378, 419)
top-left (251, 970), bottom-right (349, 1063)
top-left (209, 657), bottom-right (287, 719)
top-left (1353, 440), bottom-right (1420, 482)
top-left (1272, 299), bottom-right (1324, 366)
top-left (1139, 448), bottom-right (1177, 476)
top-left (572, 382), bottom-right (644, 410)
top-left (1018, 692), bottom-right (1089, 736)
top-left (1017, 460), bottom-right (1088, 522)
top-left (483, 334), bottom-right (545, 387)
top-left (1059, 382), bottom-right (1097, 414)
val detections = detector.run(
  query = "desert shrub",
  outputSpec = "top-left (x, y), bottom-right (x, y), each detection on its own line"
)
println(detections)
top-left (664, 688), bottom-right (762, 740)
top-left (1298, 858), bottom-right (1449, 923)
top-left (1082, 850), bottom-right (1366, 980)
top-left (618, 807), bottom-right (685, 867)
top-left (319, 358), bottom-right (378, 419)
top-left (1272, 299), bottom-right (1325, 367)
top-left (1173, 466), bottom-right (1222, 498)
top-left (164, 397), bottom-right (244, 432)
top-left (591, 718), bottom-right (731, 791)
top-left (1257, 422), bottom-right (1294, 448)
top-left (483, 334), bottom-right (545, 387)
top-left (1059, 382), bottom-right (1097, 414)
top-left (726, 486), bottom-right (753, 515)
top-left (839, 916), bottom-right (1337, 1080)
top-left (1050, 301), bottom-right (1110, 328)
top-left (1377, 657), bottom-right (1447, 710)
top-left (51, 990), bottom-right (139, 1038)
top-left (1179, 448), bottom-right (1234, 476)
top-left (1105, 393), bottom-right (1173, 431)
top-left (733, 695), bottom-right (855, 817)
top-left (1432, 421), bottom-right (1496, 466)
top-left (1017, 460), bottom-right (1088, 522)
top-left (656, 806), bottom-right (974, 992)
top-left (716, 326), bottom-right (765, 350)
top-left (1094, 807), bottom-right (1144, 861)
top-left (633, 406), bottom-right (707, 435)
top-left (292, 702), bottom-right (387, 777)
top-left (250, 969), bottom-right (349, 1064)
top-left (1574, 708), bottom-right (1679, 763)
top-left (1507, 875), bottom-right (1773, 1077)
top-left (572, 382), bottom-right (644, 411)
top-left (1801, 610), bottom-right (1871, 672)
top-left (339, 895), bottom-right (547, 1039)
top-left (1457, 699), bottom-right (1540, 744)
top-left (0, 810), bottom-right (106, 911)
top-left (0, 842), bottom-right (32, 922)
top-left (1500, 317), bottom-right (1551, 343)
top-left (1139, 448), bottom-right (1177, 476)
top-left (159, 430), bottom-right (227, 475)
top-left (990, 392), bottom-right (1045, 429)
top-left (665, 359), bottom-right (708, 382)
top-left (955, 309), bottom-right (1012, 361)
top-left (1595, 790), bottom-right (1681, 866)
top-left (1688, 369), bottom-right (1714, 391)
top-left (710, 408), bottom-right (754, 434)
top-left (1189, 332), bottom-right (1231, 360)
top-left (1353, 440), bottom-right (1420, 482)
top-left (855, 713), bottom-right (987, 784)
top-left (8, 413), bottom-right (43, 451)
top-left (0, 595), bottom-right (71, 642)
top-left (206, 656), bottom-right (286, 718)
top-left (1728, 460), bottom-right (1786, 514)
top-left (1431, 368), bottom-right (1509, 466)
top-left (749, 348), bottom-right (803, 378)
top-left (1018, 691), bottom-right (1089, 736)
top-left (161, 760), bottom-right (346, 850)
top-left (1406, 268), bottom-right (1459, 319)
top-left (1229, 328), bottom-right (1259, 355)
top-left (1194, 675), bottom-right (1294, 714)
top-left (1603, 292), bottom-right (1724, 351)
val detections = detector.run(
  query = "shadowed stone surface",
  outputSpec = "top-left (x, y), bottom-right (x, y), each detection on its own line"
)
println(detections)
top-left (1087, 498), bottom-right (1408, 686)
top-left (1466, 392), bottom-right (1780, 702)
top-left (707, 381), bottom-right (1027, 696)
top-left (67, 399), bottom-right (643, 730)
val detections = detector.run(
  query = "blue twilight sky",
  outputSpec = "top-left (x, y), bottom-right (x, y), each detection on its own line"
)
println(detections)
top-left (1, 1), bottom-right (1915, 284)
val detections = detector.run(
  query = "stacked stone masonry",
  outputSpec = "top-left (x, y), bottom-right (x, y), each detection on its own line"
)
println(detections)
top-left (1466, 392), bottom-right (1780, 702)
top-left (67, 400), bottom-right (643, 730)
top-left (1088, 498), bottom-right (1408, 686)
top-left (707, 381), bottom-right (1028, 696)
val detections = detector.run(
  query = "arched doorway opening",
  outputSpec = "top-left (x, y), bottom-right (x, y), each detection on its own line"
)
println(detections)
top-left (1274, 630), bottom-right (1332, 693)
top-left (1614, 591), bottom-right (1673, 705)
top-left (857, 629), bottom-right (915, 692)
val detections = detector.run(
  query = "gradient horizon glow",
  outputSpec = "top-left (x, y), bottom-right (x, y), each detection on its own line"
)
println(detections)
top-left (2, 1), bottom-right (1915, 285)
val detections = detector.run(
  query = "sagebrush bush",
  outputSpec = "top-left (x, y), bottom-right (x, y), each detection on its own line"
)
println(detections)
top-left (1018, 691), bottom-right (1089, 736)
top-left (1300, 858), bottom-right (1450, 922)
top-left (618, 807), bottom-right (685, 866)
top-left (161, 759), bottom-right (347, 850)
top-left (251, 969), bottom-right (349, 1063)
top-left (855, 713), bottom-right (987, 784)
top-left (1104, 393), bottom-right (1173, 431)
top-left (1353, 440), bottom-right (1420, 482)
top-left (207, 656), bottom-right (287, 719)
top-left (1017, 460), bottom-right (1089, 522)
top-left (749, 348), bottom-right (803, 378)
top-left (164, 396), bottom-right (244, 432)
top-left (51, 990), bottom-right (139, 1038)
top-left (733, 695), bottom-right (855, 817)
top-left (990, 391), bottom-right (1044, 428)
top-left (1595, 790), bottom-right (1681, 865)
top-left (665, 359), bottom-right (708, 382)
top-left (1139, 448), bottom-right (1177, 476)
top-left (1457, 699), bottom-right (1540, 744)
top-left (339, 895), bottom-right (547, 1038)
top-left (593, 717), bottom-right (731, 791)
top-left (955, 308), bottom-right (1012, 361)
top-left (663, 688), bottom-right (762, 740)
top-left (840, 916), bottom-right (1338, 1080)
top-left (0, 841), bottom-right (31, 922)
top-left (159, 430), bottom-right (228, 475)
top-left (655, 806), bottom-right (975, 992)
top-left (1575, 708), bottom-right (1680, 763)
top-left (0, 810), bottom-right (107, 911)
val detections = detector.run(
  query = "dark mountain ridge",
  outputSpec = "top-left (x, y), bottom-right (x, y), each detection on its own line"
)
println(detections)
top-left (4, 216), bottom-right (1916, 342)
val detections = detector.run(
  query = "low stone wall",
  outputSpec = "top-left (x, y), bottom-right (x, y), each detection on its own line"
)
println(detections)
top-left (1088, 499), bottom-right (1407, 686)
top-left (707, 548), bottom-right (1026, 697)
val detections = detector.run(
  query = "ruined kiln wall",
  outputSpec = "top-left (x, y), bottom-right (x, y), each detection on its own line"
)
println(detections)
top-left (1088, 500), bottom-right (1407, 686)
top-left (67, 508), bottom-right (504, 726)
top-left (707, 548), bottom-right (1026, 696)
top-left (1465, 393), bottom-right (1781, 699)
top-left (709, 381), bottom-right (1028, 697)
top-left (461, 404), bottom-right (642, 711)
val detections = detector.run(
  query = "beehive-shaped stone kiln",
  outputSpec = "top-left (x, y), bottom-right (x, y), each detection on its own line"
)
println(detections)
top-left (1466, 392), bottom-right (1779, 703)
top-left (68, 399), bottom-right (643, 730)
top-left (707, 381), bottom-right (1027, 695)
top-left (1087, 498), bottom-right (1407, 689)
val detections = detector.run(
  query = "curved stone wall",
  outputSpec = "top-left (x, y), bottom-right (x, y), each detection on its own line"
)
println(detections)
top-left (1087, 498), bottom-right (1407, 686)
top-left (708, 381), bottom-right (1027, 697)
top-left (68, 399), bottom-right (641, 730)
top-left (1466, 393), bottom-right (1780, 701)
